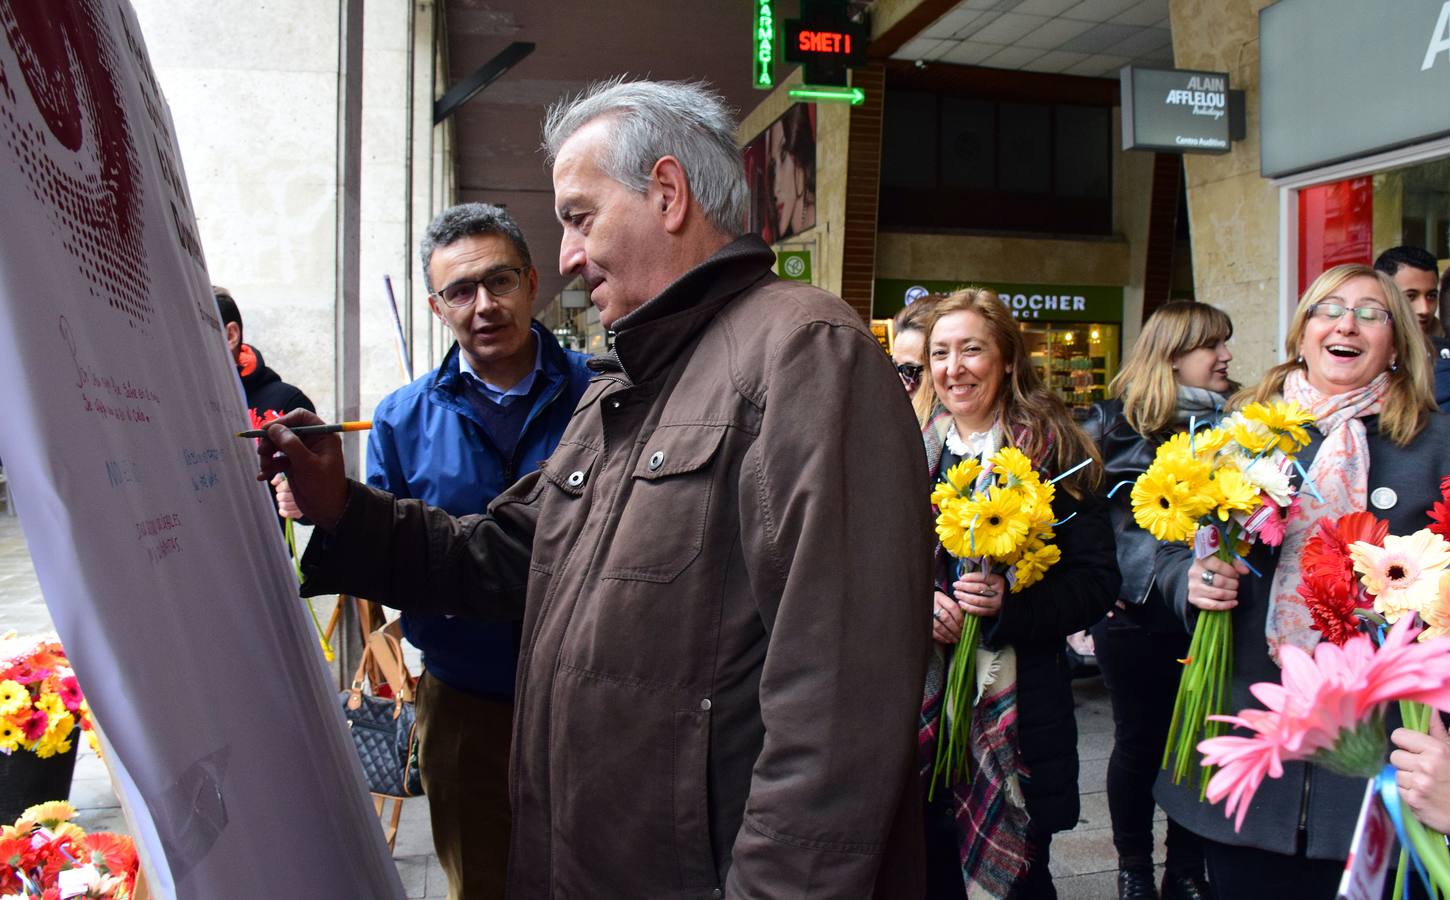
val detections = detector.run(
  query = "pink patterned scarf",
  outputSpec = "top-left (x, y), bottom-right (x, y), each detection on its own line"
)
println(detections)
top-left (1264, 369), bottom-right (1388, 661)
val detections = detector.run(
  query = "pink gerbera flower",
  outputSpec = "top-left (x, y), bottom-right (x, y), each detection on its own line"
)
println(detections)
top-left (21, 708), bottom-right (48, 742)
top-left (57, 676), bottom-right (82, 713)
top-left (1200, 618), bottom-right (1450, 831)
top-left (1256, 495), bottom-right (1287, 547)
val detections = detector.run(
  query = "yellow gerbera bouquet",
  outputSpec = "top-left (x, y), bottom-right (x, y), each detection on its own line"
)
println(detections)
top-left (1128, 400), bottom-right (1315, 790)
top-left (929, 446), bottom-right (1064, 795)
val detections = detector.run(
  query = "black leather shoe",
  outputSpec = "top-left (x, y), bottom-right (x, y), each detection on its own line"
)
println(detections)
top-left (1160, 871), bottom-right (1210, 900)
top-left (1117, 868), bottom-right (1158, 900)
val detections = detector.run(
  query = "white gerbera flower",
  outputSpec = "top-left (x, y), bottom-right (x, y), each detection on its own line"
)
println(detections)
top-left (1239, 454), bottom-right (1294, 507)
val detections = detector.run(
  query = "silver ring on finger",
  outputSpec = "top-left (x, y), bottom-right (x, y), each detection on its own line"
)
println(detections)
top-left (1200, 569), bottom-right (1215, 586)
top-left (932, 609), bottom-right (941, 622)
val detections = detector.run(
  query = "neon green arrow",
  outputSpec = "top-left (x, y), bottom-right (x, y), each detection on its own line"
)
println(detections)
top-left (788, 85), bottom-right (865, 105)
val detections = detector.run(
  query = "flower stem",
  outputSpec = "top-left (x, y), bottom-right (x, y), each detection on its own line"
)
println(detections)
top-left (1402, 806), bottom-right (1450, 895)
top-left (1163, 605), bottom-right (1232, 791)
top-left (929, 615), bottom-right (980, 799)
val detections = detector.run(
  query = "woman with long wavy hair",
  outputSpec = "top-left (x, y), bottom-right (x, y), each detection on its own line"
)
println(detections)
top-left (916, 288), bottom-right (1118, 899)
top-left (1080, 300), bottom-right (1235, 900)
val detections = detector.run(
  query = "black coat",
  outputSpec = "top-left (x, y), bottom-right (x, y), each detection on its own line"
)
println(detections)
top-left (240, 343), bottom-right (314, 420)
top-left (1080, 400), bottom-right (1198, 634)
top-left (936, 442), bottom-right (1120, 832)
top-left (1154, 411), bottom-right (1450, 860)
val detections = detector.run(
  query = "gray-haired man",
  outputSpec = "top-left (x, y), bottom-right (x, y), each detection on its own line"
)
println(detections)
top-left (260, 79), bottom-right (931, 897)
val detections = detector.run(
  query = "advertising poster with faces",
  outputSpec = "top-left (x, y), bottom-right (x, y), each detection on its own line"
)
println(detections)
top-left (745, 103), bottom-right (817, 244)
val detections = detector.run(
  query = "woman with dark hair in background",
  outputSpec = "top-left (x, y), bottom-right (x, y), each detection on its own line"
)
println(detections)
top-left (1080, 301), bottom-right (1234, 900)
top-left (767, 103), bottom-right (816, 241)
top-left (916, 288), bottom-right (1117, 899)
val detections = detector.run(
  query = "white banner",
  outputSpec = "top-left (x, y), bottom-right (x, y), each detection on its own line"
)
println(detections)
top-left (0, 1), bottom-right (401, 896)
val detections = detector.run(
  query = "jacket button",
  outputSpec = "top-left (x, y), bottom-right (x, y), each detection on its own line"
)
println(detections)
top-left (699, 698), bottom-right (711, 711)
top-left (648, 450), bottom-right (665, 470)
top-left (567, 470), bottom-right (586, 487)
top-left (711, 890), bottom-right (722, 899)
top-left (609, 399), bottom-right (621, 409)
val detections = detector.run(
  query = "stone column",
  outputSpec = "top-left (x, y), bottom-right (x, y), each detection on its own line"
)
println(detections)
top-left (1169, 0), bottom-right (1280, 382)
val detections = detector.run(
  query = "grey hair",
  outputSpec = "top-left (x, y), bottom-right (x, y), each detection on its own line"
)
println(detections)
top-left (419, 202), bottom-right (532, 293)
top-left (542, 78), bottom-right (748, 237)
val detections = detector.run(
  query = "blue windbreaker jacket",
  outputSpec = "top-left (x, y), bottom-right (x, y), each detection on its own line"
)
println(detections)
top-left (365, 323), bottom-right (593, 699)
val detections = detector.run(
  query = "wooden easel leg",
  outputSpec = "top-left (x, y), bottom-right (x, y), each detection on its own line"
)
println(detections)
top-left (322, 596), bottom-right (345, 646)
top-left (369, 793), bottom-right (403, 851)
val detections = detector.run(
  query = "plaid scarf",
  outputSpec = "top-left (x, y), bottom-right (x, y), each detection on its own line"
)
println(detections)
top-left (920, 413), bottom-right (1033, 898)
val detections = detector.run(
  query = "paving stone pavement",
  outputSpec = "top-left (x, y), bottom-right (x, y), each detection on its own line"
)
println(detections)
top-left (1, 511), bottom-right (1152, 898)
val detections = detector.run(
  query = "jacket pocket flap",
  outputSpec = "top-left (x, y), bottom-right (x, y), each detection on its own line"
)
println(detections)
top-left (541, 442), bottom-right (600, 496)
top-left (633, 423), bottom-right (728, 480)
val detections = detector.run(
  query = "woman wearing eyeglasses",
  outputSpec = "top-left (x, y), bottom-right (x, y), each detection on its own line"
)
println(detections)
top-left (1079, 301), bottom-right (1234, 900)
top-left (1153, 264), bottom-right (1450, 898)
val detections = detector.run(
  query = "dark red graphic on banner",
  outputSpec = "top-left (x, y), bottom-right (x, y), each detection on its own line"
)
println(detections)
top-left (0, 0), bottom-right (150, 324)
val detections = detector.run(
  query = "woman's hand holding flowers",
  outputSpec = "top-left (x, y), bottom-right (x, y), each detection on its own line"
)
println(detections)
top-left (932, 590), bottom-right (965, 645)
top-left (1392, 714), bottom-right (1450, 834)
top-left (954, 571), bottom-right (1006, 617)
top-left (1186, 556), bottom-right (1247, 612)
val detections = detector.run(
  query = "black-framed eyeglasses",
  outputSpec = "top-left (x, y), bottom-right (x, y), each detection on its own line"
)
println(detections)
top-left (896, 363), bottom-right (924, 384)
top-left (432, 267), bottom-right (525, 308)
top-left (1308, 302), bottom-right (1393, 326)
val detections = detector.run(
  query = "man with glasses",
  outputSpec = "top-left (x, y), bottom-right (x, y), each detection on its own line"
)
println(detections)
top-left (370, 202), bottom-right (591, 897)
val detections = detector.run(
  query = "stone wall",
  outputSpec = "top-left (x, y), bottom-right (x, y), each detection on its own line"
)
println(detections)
top-left (131, 0), bottom-right (445, 426)
top-left (1169, 0), bottom-right (1281, 383)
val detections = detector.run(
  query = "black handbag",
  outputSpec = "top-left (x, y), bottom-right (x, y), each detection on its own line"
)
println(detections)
top-left (340, 628), bottom-right (423, 798)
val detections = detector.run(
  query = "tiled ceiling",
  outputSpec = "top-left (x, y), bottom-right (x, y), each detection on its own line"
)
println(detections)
top-left (891, 0), bottom-right (1173, 78)
top-left (442, 0), bottom-right (756, 307)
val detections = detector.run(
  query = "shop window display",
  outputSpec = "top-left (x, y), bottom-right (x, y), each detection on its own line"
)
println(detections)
top-left (1022, 322), bottom-right (1120, 412)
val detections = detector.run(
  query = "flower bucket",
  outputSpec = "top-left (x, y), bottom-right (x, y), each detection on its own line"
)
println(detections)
top-left (0, 732), bottom-right (78, 824)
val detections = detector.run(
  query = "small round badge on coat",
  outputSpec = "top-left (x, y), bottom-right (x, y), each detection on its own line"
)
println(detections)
top-left (1370, 486), bottom-right (1397, 510)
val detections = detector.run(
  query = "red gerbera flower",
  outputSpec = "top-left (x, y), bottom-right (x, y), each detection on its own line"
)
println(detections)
top-left (84, 831), bottom-right (138, 883)
top-left (1430, 497), bottom-right (1450, 542)
top-left (1299, 512), bottom-right (1389, 645)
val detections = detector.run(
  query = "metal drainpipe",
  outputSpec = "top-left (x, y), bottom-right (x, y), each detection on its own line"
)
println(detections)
top-left (334, 0), bottom-right (364, 685)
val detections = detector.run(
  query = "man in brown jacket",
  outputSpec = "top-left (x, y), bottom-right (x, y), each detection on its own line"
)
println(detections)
top-left (260, 79), bottom-right (933, 898)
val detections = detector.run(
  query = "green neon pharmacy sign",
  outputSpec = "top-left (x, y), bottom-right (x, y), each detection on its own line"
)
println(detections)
top-left (754, 0), bottom-right (775, 89)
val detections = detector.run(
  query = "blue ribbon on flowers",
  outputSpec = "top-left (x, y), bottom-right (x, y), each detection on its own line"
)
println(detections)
top-left (1049, 457), bottom-right (1092, 485)
top-left (1292, 457), bottom-right (1325, 503)
top-left (1105, 478), bottom-right (1137, 498)
top-left (1214, 521), bottom-right (1263, 578)
top-left (1375, 763), bottom-right (1433, 896)
top-left (1051, 512), bottom-right (1078, 528)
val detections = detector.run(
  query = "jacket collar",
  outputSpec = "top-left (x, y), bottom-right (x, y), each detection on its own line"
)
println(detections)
top-left (434, 321), bottom-right (571, 397)
top-left (602, 235), bottom-right (776, 385)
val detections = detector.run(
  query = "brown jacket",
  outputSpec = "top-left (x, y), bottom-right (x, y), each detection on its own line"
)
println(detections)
top-left (303, 236), bottom-right (933, 898)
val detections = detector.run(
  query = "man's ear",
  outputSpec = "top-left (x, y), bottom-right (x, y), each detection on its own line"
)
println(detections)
top-left (426, 294), bottom-right (447, 323)
top-left (651, 156), bottom-right (690, 234)
top-left (523, 266), bottom-right (540, 308)
top-left (224, 321), bottom-right (242, 354)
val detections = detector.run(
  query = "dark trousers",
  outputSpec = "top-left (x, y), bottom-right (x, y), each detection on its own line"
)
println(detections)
top-left (1091, 614), bottom-right (1204, 875)
top-left (415, 673), bottom-right (514, 900)
top-left (1202, 836), bottom-right (1342, 899)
